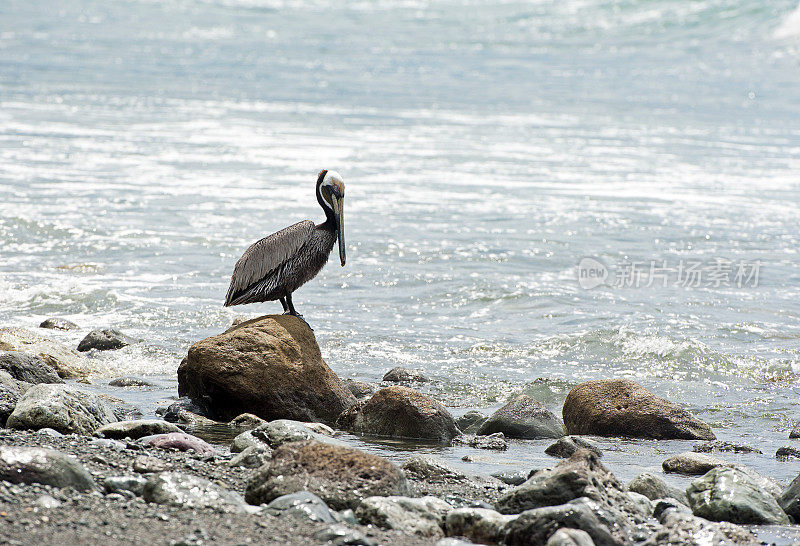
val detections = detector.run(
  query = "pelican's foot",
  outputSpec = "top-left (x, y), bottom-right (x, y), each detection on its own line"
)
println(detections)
top-left (284, 311), bottom-right (313, 330)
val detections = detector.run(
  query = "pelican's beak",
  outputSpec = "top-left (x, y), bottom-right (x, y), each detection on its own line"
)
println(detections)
top-left (331, 194), bottom-right (346, 266)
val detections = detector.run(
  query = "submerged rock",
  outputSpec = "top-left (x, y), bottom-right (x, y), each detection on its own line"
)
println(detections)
top-left (0, 327), bottom-right (92, 378)
top-left (0, 446), bottom-right (95, 491)
top-left (143, 472), bottom-right (250, 513)
top-left (94, 419), bottom-right (182, 439)
top-left (382, 367), bottom-right (430, 383)
top-left (178, 315), bottom-right (355, 423)
top-left (454, 432), bottom-right (508, 451)
top-left (445, 507), bottom-right (516, 544)
top-left (356, 495), bottom-right (452, 537)
top-left (108, 376), bottom-right (155, 387)
top-left (545, 436), bottom-right (602, 459)
top-left (340, 386), bottom-right (459, 443)
top-left (478, 395), bottom-right (564, 440)
top-left (77, 328), bottom-right (133, 352)
top-left (0, 351), bottom-right (63, 384)
top-left (692, 441), bottom-right (762, 454)
top-left (456, 410), bottom-right (487, 434)
top-left (627, 473), bottom-right (688, 505)
top-left (7, 384), bottom-right (117, 435)
top-left (563, 379), bottom-right (715, 440)
top-left (245, 440), bottom-right (411, 510)
top-left (662, 452), bottom-right (729, 475)
top-left (686, 466), bottom-right (789, 525)
top-left (776, 446), bottom-right (800, 460)
top-left (39, 318), bottom-right (79, 331)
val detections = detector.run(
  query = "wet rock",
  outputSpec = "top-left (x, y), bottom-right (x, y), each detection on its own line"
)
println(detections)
top-left (228, 446), bottom-right (271, 468)
top-left (778, 471), bottom-right (800, 520)
top-left (445, 507), bottom-right (516, 544)
top-left (104, 475), bottom-right (147, 496)
top-left (402, 455), bottom-right (470, 484)
top-left (313, 524), bottom-right (378, 546)
top-left (492, 471), bottom-right (528, 486)
top-left (692, 441), bottom-right (762, 454)
top-left (546, 528), bottom-right (596, 546)
top-left (627, 473), bottom-right (688, 505)
top-left (642, 506), bottom-right (758, 546)
top-left (0, 327), bottom-right (92, 378)
top-left (94, 419), bottom-right (182, 439)
top-left (340, 385), bottom-right (459, 443)
top-left (686, 466), bottom-right (789, 525)
top-left (502, 497), bottom-right (627, 546)
top-left (302, 421), bottom-right (334, 436)
top-left (143, 471), bottom-right (250, 513)
top-left (7, 383), bottom-right (117, 435)
top-left (382, 367), bottom-right (430, 383)
top-left (0, 446), bottom-right (95, 490)
top-left (266, 491), bottom-right (340, 523)
top-left (230, 429), bottom-right (270, 453)
top-left (252, 419), bottom-right (322, 447)
top-left (132, 455), bottom-right (169, 474)
top-left (178, 315), bottom-right (356, 423)
top-left (343, 379), bottom-right (375, 399)
top-left (478, 395), bottom-right (564, 440)
top-left (356, 495), bottom-right (452, 537)
top-left (790, 420), bottom-right (800, 439)
top-left (545, 436), bottom-right (602, 459)
top-left (157, 397), bottom-right (211, 423)
top-left (245, 440), bottom-right (411, 510)
top-left (228, 413), bottom-right (267, 430)
top-left (662, 452), bottom-right (729, 475)
top-left (39, 318), bottom-right (79, 331)
top-left (108, 376), bottom-right (155, 387)
top-left (0, 371), bottom-right (24, 426)
top-left (776, 446), bottom-right (800, 460)
top-left (454, 432), bottom-right (508, 451)
top-left (77, 328), bottom-right (133, 352)
top-left (0, 351), bottom-right (63, 384)
top-left (563, 379), bottom-right (715, 440)
top-left (456, 410), bottom-right (487, 434)
top-left (139, 432), bottom-right (218, 455)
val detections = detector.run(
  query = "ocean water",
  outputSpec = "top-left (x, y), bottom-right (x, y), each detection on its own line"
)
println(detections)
top-left (2, 0), bottom-right (800, 532)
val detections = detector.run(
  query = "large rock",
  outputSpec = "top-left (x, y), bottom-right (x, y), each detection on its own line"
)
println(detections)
top-left (77, 329), bottom-right (133, 352)
top-left (143, 472), bottom-right (250, 513)
top-left (686, 466), bottom-right (789, 525)
top-left (245, 440), bottom-right (411, 510)
top-left (779, 472), bottom-right (800, 520)
top-left (0, 446), bottom-right (95, 490)
top-left (0, 351), bottom-right (63, 384)
top-left (7, 384), bottom-right (117, 435)
top-left (177, 315), bottom-right (355, 423)
top-left (94, 419), bottom-right (183, 439)
top-left (0, 327), bottom-right (92, 378)
top-left (356, 496), bottom-right (452, 537)
top-left (339, 385), bottom-right (459, 443)
top-left (563, 379), bottom-right (715, 440)
top-left (478, 395), bottom-right (564, 439)
top-left (445, 507), bottom-right (516, 544)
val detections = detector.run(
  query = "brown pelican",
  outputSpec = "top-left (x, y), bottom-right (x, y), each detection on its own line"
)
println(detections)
top-left (224, 170), bottom-right (346, 324)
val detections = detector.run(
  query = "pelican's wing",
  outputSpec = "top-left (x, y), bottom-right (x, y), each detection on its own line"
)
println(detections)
top-left (224, 220), bottom-right (315, 306)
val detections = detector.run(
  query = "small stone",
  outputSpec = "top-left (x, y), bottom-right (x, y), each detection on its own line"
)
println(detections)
top-left (445, 507), bottom-right (516, 544)
top-left (313, 524), bottom-right (377, 546)
top-left (0, 446), bottom-right (95, 491)
top-left (77, 329), bottom-right (133, 352)
top-left (35, 428), bottom-right (64, 438)
top-left (687, 466), bottom-right (789, 525)
top-left (342, 379), bottom-right (374, 399)
top-left (132, 455), bottom-right (169, 474)
top-left (627, 473), bottom-right (688, 505)
top-left (35, 495), bottom-right (62, 509)
top-left (456, 410), bottom-right (487, 434)
top-left (143, 472), bottom-right (250, 513)
top-left (228, 413), bottom-right (267, 430)
top-left (95, 419), bottom-right (183, 439)
top-left (491, 471), bottom-right (528, 486)
top-left (454, 432), bottom-right (508, 451)
top-left (776, 446), bottom-right (800, 460)
top-left (402, 456), bottom-right (470, 483)
top-left (266, 491), bottom-right (339, 523)
top-left (544, 436), bottom-right (602, 459)
top-left (39, 318), bottom-right (79, 331)
top-left (545, 528), bottom-right (595, 546)
top-left (231, 430), bottom-right (269, 453)
top-left (478, 395), bottom-right (564, 440)
top-left (104, 476), bottom-right (147, 496)
top-left (228, 446), bottom-right (271, 468)
top-left (356, 495), bottom-right (452, 537)
top-left (382, 367), bottom-right (429, 383)
top-left (662, 452), bottom-right (729, 475)
top-left (108, 377), bottom-right (155, 387)
top-left (90, 438), bottom-right (126, 450)
top-left (138, 432), bottom-right (218, 455)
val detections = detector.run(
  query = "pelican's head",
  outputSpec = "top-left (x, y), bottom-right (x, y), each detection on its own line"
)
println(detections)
top-left (317, 170), bottom-right (346, 266)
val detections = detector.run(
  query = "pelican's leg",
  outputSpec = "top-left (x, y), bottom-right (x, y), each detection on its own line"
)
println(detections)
top-left (285, 293), bottom-right (312, 330)
top-left (279, 296), bottom-right (289, 313)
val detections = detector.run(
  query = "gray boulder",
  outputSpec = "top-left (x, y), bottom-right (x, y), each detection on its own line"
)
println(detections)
top-left (104, 475), bottom-right (147, 496)
top-left (778, 472), bottom-right (800, 520)
top-left (445, 507), bottom-right (516, 544)
top-left (342, 379), bottom-right (375, 399)
top-left (563, 379), bottom-right (715, 440)
top-left (643, 503), bottom-right (758, 545)
top-left (627, 473), bottom-right (687, 505)
top-left (245, 440), bottom-right (411, 510)
top-left (402, 455), bottom-right (470, 484)
top-left (7, 384), bottom-right (117, 434)
top-left (231, 429), bottom-right (270, 453)
top-left (478, 395), bottom-right (564, 439)
top-left (382, 367), bottom-right (429, 383)
top-left (0, 371), bottom-right (25, 426)
top-left (692, 441), bottom-right (761, 454)
top-left (266, 491), bottom-right (339, 523)
top-left (356, 495), bottom-right (452, 537)
top-left (546, 529), bottom-right (596, 546)
top-left (0, 351), bottom-right (63, 384)
top-left (0, 446), bottom-right (94, 490)
top-left (0, 327), bottom-right (93, 378)
top-left (686, 466), bottom-right (789, 525)
top-left (94, 419), bottom-right (182, 439)
top-left (39, 318), bottom-right (79, 331)
top-left (143, 472), bottom-right (250, 513)
top-left (77, 328), bottom-right (133, 351)
top-left (228, 446), bottom-right (271, 468)
top-left (662, 452), bottom-right (729, 475)
top-left (456, 410), bottom-right (487, 434)
top-left (545, 436), bottom-right (602, 459)
top-left (454, 432), bottom-right (508, 451)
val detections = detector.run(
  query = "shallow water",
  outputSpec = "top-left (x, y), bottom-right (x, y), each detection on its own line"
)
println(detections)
top-left (2, 0), bottom-right (800, 539)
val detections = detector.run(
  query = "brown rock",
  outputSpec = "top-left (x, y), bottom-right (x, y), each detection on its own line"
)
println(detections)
top-left (339, 386), bottom-right (459, 443)
top-left (177, 315), bottom-right (355, 424)
top-left (562, 379), bottom-right (715, 440)
top-left (245, 440), bottom-right (411, 510)
top-left (478, 394), bottom-right (564, 439)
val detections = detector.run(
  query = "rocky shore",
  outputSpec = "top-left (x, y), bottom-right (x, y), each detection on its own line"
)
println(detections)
top-left (1, 316), bottom-right (800, 545)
